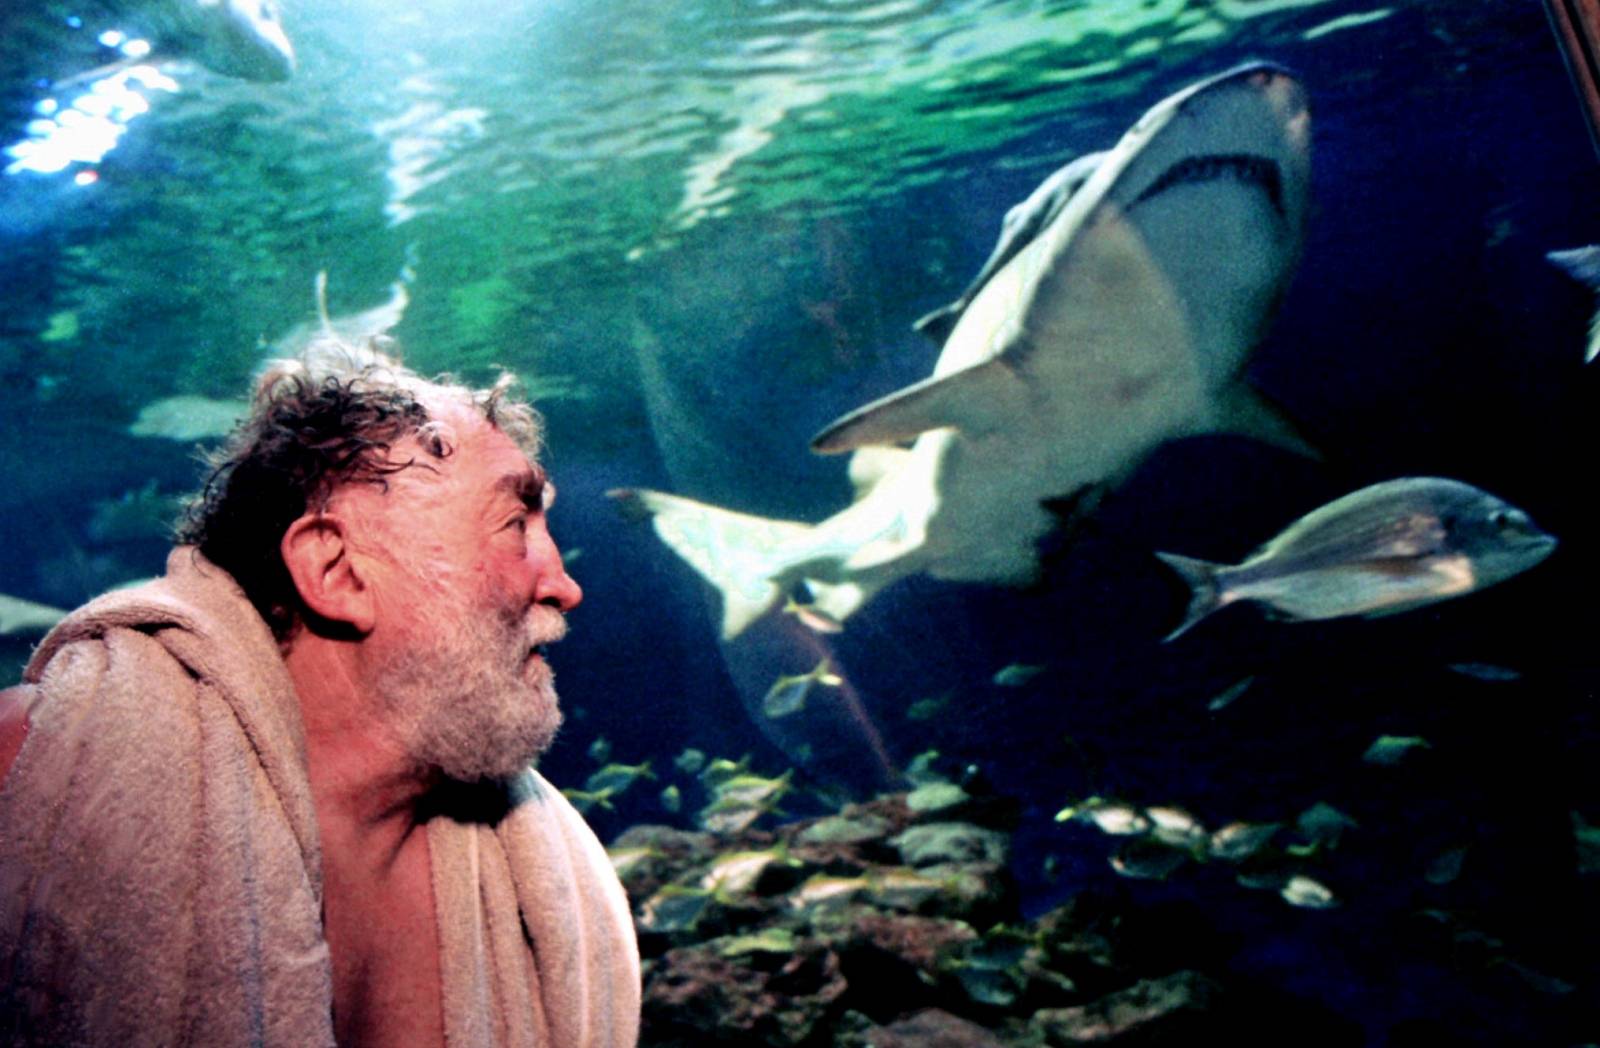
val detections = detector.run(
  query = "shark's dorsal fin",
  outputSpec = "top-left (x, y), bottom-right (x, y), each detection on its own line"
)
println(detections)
top-left (912, 151), bottom-right (1106, 346)
top-left (811, 359), bottom-right (1023, 453)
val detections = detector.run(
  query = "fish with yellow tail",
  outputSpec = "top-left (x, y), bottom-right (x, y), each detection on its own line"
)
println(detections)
top-left (1157, 477), bottom-right (1556, 641)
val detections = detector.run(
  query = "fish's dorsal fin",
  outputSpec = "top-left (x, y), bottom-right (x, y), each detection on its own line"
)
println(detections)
top-left (912, 151), bottom-right (1106, 346)
top-left (811, 358), bottom-right (1024, 453)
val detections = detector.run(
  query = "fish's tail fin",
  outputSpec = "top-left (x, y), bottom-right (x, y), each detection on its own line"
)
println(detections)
top-left (1154, 552), bottom-right (1225, 642)
top-left (1547, 246), bottom-right (1600, 289)
top-left (609, 487), bottom-right (814, 640)
top-left (1547, 247), bottom-right (1600, 363)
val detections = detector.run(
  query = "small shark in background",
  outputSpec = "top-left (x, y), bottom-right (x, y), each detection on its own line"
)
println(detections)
top-left (129, 268), bottom-right (411, 442)
top-left (1546, 245), bottom-right (1600, 363)
top-left (64, 0), bottom-right (295, 84)
top-left (1156, 476), bottom-right (1557, 640)
top-left (614, 62), bottom-right (1314, 639)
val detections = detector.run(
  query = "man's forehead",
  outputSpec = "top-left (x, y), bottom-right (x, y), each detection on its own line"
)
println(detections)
top-left (492, 464), bottom-right (554, 507)
top-left (443, 420), bottom-right (545, 495)
top-left (334, 410), bottom-right (545, 509)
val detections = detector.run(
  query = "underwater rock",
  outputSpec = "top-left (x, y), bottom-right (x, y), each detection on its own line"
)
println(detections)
top-left (906, 782), bottom-right (971, 817)
top-left (797, 811), bottom-right (897, 847)
top-left (904, 783), bottom-right (1022, 830)
top-left (812, 906), bottom-right (980, 1023)
top-left (625, 789), bottom-right (1310, 1045)
top-left (1032, 971), bottom-right (1222, 1045)
top-left (785, 797), bottom-right (912, 871)
top-left (912, 862), bottom-right (1014, 927)
top-left (855, 1007), bottom-right (1014, 1048)
top-left (815, 906), bottom-right (978, 977)
top-left (891, 822), bottom-right (1009, 869)
top-left (641, 937), bottom-right (847, 1047)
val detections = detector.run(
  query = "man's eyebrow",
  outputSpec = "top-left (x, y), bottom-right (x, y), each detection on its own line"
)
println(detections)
top-left (494, 469), bottom-right (554, 509)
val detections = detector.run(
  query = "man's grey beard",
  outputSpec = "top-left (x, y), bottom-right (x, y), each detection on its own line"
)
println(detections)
top-left (375, 589), bottom-right (566, 782)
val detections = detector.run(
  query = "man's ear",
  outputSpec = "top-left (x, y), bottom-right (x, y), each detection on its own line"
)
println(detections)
top-left (281, 512), bottom-right (376, 633)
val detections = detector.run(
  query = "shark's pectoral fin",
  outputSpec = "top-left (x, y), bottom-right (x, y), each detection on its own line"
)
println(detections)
top-left (810, 359), bottom-right (1024, 454)
top-left (1216, 383), bottom-right (1321, 461)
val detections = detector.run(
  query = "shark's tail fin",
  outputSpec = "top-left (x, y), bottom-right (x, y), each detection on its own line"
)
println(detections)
top-left (609, 488), bottom-right (815, 639)
top-left (1154, 552), bottom-right (1225, 642)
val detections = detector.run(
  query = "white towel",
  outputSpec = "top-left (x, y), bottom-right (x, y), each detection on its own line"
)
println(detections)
top-left (0, 547), bottom-right (639, 1046)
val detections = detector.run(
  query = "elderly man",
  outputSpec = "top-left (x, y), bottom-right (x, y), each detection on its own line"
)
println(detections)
top-left (0, 346), bottom-right (640, 1046)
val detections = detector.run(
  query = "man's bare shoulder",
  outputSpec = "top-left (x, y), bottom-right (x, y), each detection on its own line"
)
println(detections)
top-left (0, 683), bottom-right (35, 787)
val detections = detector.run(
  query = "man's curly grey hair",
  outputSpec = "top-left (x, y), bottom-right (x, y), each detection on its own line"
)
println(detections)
top-left (177, 336), bottom-right (543, 642)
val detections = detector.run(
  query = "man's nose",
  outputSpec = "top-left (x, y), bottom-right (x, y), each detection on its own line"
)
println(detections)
top-left (537, 554), bottom-right (583, 611)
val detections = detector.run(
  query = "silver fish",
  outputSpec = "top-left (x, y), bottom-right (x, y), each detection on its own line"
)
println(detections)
top-left (760, 660), bottom-right (841, 719)
top-left (1158, 477), bottom-right (1556, 640)
top-left (992, 663), bottom-right (1047, 688)
top-left (583, 761), bottom-right (655, 797)
top-left (613, 63), bottom-right (1313, 639)
top-left (675, 747), bottom-right (707, 776)
top-left (1362, 734), bottom-right (1431, 766)
top-left (1280, 874), bottom-right (1338, 909)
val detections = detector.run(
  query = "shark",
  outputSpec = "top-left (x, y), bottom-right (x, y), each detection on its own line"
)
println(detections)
top-left (612, 62), bottom-right (1314, 640)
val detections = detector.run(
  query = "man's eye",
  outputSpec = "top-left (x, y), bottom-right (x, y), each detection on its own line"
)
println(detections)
top-left (507, 516), bottom-right (528, 533)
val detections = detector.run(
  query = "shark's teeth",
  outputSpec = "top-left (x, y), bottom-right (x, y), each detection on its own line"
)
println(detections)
top-left (1134, 153), bottom-right (1284, 216)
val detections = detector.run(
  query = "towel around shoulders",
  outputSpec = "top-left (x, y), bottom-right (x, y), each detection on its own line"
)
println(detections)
top-left (0, 547), bottom-right (640, 1047)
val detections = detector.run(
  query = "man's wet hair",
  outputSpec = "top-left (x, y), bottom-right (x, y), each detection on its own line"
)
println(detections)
top-left (177, 338), bottom-right (542, 642)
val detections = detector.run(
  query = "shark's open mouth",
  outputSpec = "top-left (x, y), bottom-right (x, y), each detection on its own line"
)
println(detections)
top-left (1133, 153), bottom-right (1284, 216)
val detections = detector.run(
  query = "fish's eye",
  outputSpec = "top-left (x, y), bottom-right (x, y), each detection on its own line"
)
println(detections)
top-left (1489, 509), bottom-right (1524, 534)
